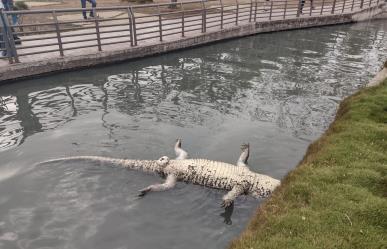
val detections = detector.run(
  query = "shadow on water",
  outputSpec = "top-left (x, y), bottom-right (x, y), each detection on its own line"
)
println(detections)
top-left (220, 203), bottom-right (235, 225)
top-left (0, 20), bottom-right (386, 249)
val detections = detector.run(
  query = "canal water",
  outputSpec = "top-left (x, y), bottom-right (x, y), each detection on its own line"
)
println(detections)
top-left (0, 20), bottom-right (386, 249)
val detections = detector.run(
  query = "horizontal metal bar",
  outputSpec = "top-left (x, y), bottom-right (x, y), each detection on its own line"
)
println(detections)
top-left (63, 44), bottom-right (99, 51)
top-left (90, 16), bottom-right (129, 23)
top-left (206, 23), bottom-right (221, 28)
top-left (161, 20), bottom-right (184, 26)
top-left (19, 35), bottom-right (58, 42)
top-left (13, 29), bottom-right (57, 35)
top-left (99, 34), bottom-right (131, 40)
top-left (206, 14), bottom-right (222, 20)
top-left (134, 13), bottom-right (160, 18)
top-left (222, 20), bottom-right (237, 25)
top-left (60, 32), bottom-right (97, 38)
top-left (57, 19), bottom-right (97, 25)
top-left (135, 19), bottom-right (160, 25)
top-left (98, 22), bottom-right (134, 28)
top-left (60, 37), bottom-right (100, 45)
top-left (182, 15), bottom-right (203, 20)
top-left (161, 30), bottom-right (185, 37)
top-left (181, 8), bottom-right (212, 14)
top-left (135, 24), bottom-right (160, 31)
top-left (101, 39), bottom-right (132, 46)
top-left (184, 27), bottom-right (203, 32)
top-left (206, 19), bottom-right (221, 24)
top-left (239, 13), bottom-right (252, 17)
top-left (182, 22), bottom-right (202, 28)
top-left (136, 29), bottom-right (160, 36)
top-left (222, 16), bottom-right (237, 22)
top-left (98, 28), bottom-right (131, 34)
top-left (162, 26), bottom-right (182, 32)
top-left (55, 26), bottom-right (97, 33)
top-left (162, 16), bottom-right (183, 22)
top-left (10, 22), bottom-right (56, 28)
top-left (136, 35), bottom-right (160, 41)
top-left (18, 48), bottom-right (60, 56)
top-left (17, 42), bottom-right (59, 49)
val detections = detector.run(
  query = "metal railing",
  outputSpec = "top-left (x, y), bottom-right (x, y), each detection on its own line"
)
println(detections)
top-left (0, 0), bottom-right (383, 64)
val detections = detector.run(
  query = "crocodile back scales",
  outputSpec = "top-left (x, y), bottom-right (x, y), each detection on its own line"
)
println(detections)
top-left (166, 159), bottom-right (253, 190)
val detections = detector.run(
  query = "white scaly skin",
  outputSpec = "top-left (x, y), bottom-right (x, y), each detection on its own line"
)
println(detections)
top-left (40, 140), bottom-right (281, 207)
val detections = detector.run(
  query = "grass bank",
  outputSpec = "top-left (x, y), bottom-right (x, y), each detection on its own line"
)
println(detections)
top-left (230, 78), bottom-right (387, 249)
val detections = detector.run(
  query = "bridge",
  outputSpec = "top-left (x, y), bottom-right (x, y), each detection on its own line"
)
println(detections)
top-left (0, 0), bottom-right (385, 82)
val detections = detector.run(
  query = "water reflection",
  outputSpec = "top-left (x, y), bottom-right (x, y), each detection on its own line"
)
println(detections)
top-left (220, 203), bottom-right (234, 225)
top-left (0, 21), bottom-right (385, 152)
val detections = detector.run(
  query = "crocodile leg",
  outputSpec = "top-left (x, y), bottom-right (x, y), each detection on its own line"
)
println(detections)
top-left (138, 174), bottom-right (177, 197)
top-left (138, 139), bottom-right (187, 197)
top-left (236, 143), bottom-right (249, 167)
top-left (175, 138), bottom-right (188, 160)
top-left (221, 185), bottom-right (245, 207)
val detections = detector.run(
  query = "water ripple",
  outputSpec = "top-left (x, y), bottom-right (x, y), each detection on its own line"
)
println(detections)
top-left (0, 20), bottom-right (386, 249)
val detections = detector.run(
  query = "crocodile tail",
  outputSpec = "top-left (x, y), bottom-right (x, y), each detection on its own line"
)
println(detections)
top-left (39, 156), bottom-right (159, 173)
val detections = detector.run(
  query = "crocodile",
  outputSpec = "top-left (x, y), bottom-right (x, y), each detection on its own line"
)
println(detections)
top-left (41, 139), bottom-right (281, 207)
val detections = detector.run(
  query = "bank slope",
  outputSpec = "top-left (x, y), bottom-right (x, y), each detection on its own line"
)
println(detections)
top-left (230, 79), bottom-right (387, 249)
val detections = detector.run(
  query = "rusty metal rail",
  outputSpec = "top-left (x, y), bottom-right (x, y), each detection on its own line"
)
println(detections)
top-left (0, 0), bottom-right (382, 64)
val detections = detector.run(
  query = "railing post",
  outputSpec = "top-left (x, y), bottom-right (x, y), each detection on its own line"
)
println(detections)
top-left (331, 0), bottom-right (337, 13)
top-left (129, 7), bottom-right (137, 46)
top-left (360, 0), bottom-right (364, 8)
top-left (201, 1), bottom-right (206, 33)
top-left (220, 0), bottom-right (224, 29)
top-left (93, 8), bottom-right (102, 51)
top-left (235, 0), bottom-right (239, 26)
top-left (342, 0), bottom-right (346, 12)
top-left (181, 2), bottom-right (185, 37)
top-left (1, 9), bottom-right (18, 63)
top-left (269, 1), bottom-right (273, 20)
top-left (321, 0), bottom-right (325, 15)
top-left (127, 7), bottom-right (133, 46)
top-left (52, 10), bottom-right (64, 56)
top-left (158, 6), bottom-right (163, 41)
top-left (284, 0), bottom-right (288, 19)
top-left (249, 0), bottom-right (253, 22)
top-left (297, 0), bottom-right (302, 17)
top-left (351, 0), bottom-right (355, 11)
top-left (254, 0), bottom-right (258, 22)
top-left (309, 0), bottom-right (313, 15)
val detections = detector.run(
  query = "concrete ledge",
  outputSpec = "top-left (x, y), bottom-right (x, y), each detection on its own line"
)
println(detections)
top-left (0, 4), bottom-right (384, 83)
top-left (373, 3), bottom-right (387, 19)
top-left (368, 67), bottom-right (387, 87)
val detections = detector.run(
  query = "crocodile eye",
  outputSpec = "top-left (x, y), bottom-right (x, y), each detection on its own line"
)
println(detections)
top-left (157, 156), bottom-right (169, 165)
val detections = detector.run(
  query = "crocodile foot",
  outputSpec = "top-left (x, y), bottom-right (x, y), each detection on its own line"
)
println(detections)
top-left (221, 199), bottom-right (234, 208)
top-left (138, 187), bottom-right (151, 197)
top-left (240, 143), bottom-right (249, 151)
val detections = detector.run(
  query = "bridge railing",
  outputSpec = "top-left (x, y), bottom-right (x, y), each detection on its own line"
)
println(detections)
top-left (0, 0), bottom-right (382, 64)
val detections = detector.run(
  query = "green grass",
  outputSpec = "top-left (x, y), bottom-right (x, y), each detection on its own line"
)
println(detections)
top-left (230, 79), bottom-right (387, 249)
